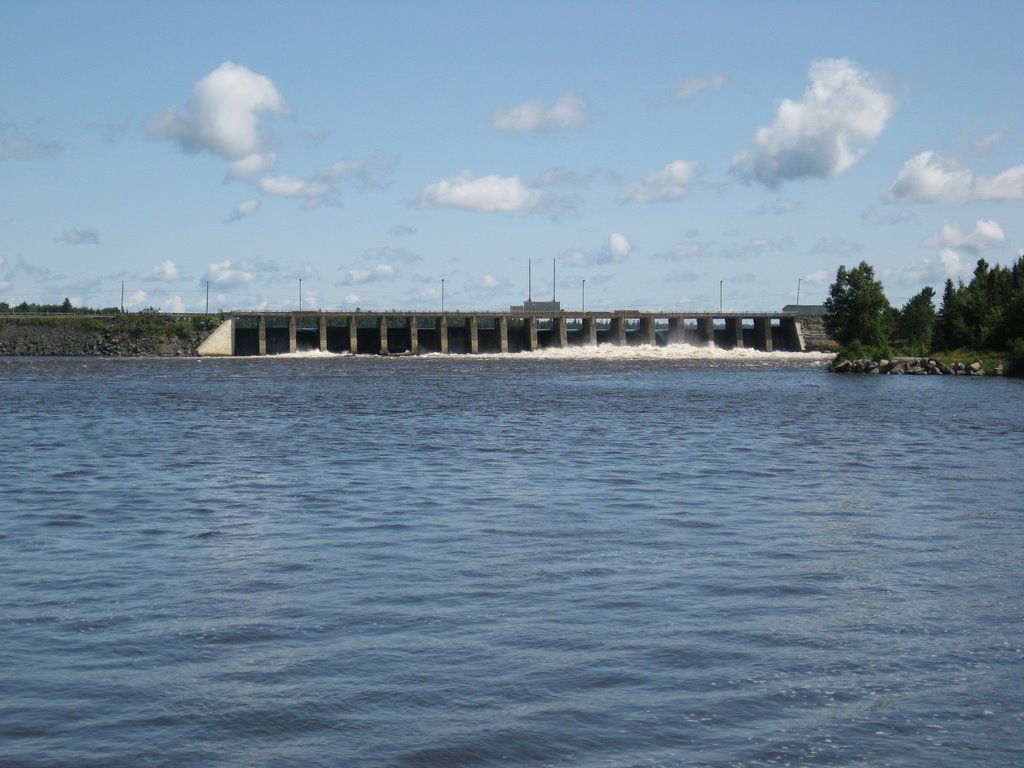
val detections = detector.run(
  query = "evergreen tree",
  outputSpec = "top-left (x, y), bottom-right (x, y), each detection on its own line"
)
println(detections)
top-left (896, 286), bottom-right (936, 355)
top-left (824, 261), bottom-right (893, 351)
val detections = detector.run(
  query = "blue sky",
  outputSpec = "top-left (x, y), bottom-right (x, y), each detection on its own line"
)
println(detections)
top-left (2, 0), bottom-right (1022, 313)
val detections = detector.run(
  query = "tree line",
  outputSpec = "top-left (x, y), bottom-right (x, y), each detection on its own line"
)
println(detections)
top-left (0, 299), bottom-right (120, 315)
top-left (824, 253), bottom-right (1024, 375)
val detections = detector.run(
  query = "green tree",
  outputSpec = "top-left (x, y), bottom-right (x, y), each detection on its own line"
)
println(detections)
top-left (896, 286), bottom-right (936, 355)
top-left (824, 261), bottom-right (893, 352)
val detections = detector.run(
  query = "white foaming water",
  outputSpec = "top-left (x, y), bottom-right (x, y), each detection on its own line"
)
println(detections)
top-left (273, 343), bottom-right (833, 363)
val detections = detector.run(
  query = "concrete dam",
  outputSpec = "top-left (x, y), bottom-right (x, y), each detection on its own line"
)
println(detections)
top-left (198, 309), bottom-right (806, 356)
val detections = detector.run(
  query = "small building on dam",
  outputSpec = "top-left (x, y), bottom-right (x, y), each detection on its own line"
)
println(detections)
top-left (198, 308), bottom-right (807, 356)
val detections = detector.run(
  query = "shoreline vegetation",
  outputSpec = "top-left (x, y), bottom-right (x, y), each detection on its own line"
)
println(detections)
top-left (823, 255), bottom-right (1024, 378)
top-left (0, 308), bottom-right (220, 357)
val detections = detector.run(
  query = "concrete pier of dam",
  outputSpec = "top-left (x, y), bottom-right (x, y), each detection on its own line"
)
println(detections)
top-left (198, 310), bottom-right (805, 357)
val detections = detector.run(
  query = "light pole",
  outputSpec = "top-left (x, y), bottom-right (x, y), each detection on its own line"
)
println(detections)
top-left (719, 280), bottom-right (723, 313)
top-left (441, 278), bottom-right (445, 313)
top-left (796, 278), bottom-right (801, 309)
top-left (582, 279), bottom-right (586, 314)
top-left (299, 278), bottom-right (302, 311)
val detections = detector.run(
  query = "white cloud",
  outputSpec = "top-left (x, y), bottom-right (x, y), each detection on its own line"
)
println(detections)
top-left (562, 233), bottom-right (632, 267)
top-left (254, 156), bottom-right (393, 209)
top-left (164, 295), bottom-right (187, 313)
top-left (976, 132), bottom-right (1004, 151)
top-left (490, 93), bottom-right (589, 133)
top-left (731, 58), bottom-right (896, 187)
top-left (417, 171), bottom-right (541, 212)
top-left (478, 274), bottom-right (502, 290)
top-left (675, 73), bottom-right (728, 100)
top-left (389, 224), bottom-right (416, 237)
top-left (884, 151), bottom-right (1024, 203)
top-left (896, 249), bottom-right (966, 286)
top-left (149, 61), bottom-right (288, 158)
top-left (227, 199), bottom-right (262, 222)
top-left (205, 259), bottom-right (257, 287)
top-left (226, 152), bottom-right (277, 181)
top-left (143, 260), bottom-right (180, 282)
top-left (340, 264), bottom-right (397, 285)
top-left (772, 199), bottom-right (800, 216)
top-left (258, 174), bottom-right (331, 200)
top-left (923, 220), bottom-right (1005, 253)
top-left (619, 160), bottom-right (698, 203)
top-left (2, 134), bottom-right (62, 159)
top-left (343, 293), bottom-right (362, 305)
top-left (802, 269), bottom-right (831, 286)
top-left (126, 289), bottom-right (147, 307)
top-left (56, 228), bottom-right (100, 245)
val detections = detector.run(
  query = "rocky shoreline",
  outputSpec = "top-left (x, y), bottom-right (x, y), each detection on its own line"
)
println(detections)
top-left (0, 316), bottom-right (216, 357)
top-left (831, 357), bottom-right (998, 376)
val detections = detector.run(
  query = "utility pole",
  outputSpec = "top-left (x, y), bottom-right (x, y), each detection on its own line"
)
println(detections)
top-left (796, 278), bottom-right (801, 308)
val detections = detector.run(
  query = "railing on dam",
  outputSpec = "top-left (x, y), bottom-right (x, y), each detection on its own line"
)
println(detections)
top-left (199, 310), bottom-right (805, 356)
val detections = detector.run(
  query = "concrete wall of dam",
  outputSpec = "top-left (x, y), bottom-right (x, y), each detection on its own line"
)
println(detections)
top-left (198, 311), bottom-right (805, 357)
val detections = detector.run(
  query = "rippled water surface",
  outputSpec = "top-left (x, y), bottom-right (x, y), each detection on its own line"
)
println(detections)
top-left (2, 354), bottom-right (1022, 767)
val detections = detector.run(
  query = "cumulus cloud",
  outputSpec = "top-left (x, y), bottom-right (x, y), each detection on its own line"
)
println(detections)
top-left (389, 224), bottom-right (416, 237)
top-left (340, 264), bottom-right (397, 285)
top-left (164, 295), bottom-right (188, 313)
top-left (56, 228), bottom-right (100, 245)
top-left (802, 269), bottom-right (832, 286)
top-left (417, 171), bottom-right (541, 212)
top-left (2, 134), bottom-right (62, 159)
top-left (619, 161), bottom-right (698, 203)
top-left (226, 152), bottom-right (277, 181)
top-left (202, 258), bottom-right (276, 288)
top-left (731, 58), bottom-right (896, 187)
top-left (490, 93), bottom-right (589, 133)
top-left (227, 199), bottom-right (261, 222)
top-left (126, 289), bottom-right (148, 307)
top-left (477, 274), bottom-right (502, 290)
top-left (895, 249), bottom-right (966, 286)
top-left (143, 260), bottom-right (180, 282)
top-left (254, 156), bottom-right (395, 209)
top-left (923, 220), bottom-right (1005, 253)
top-left (675, 73), bottom-right (728, 100)
top-left (884, 151), bottom-right (1024, 203)
top-left (258, 174), bottom-right (331, 200)
top-left (614, 159), bottom-right (696, 202)
top-left (562, 233), bottom-right (633, 267)
top-left (149, 61), bottom-right (288, 158)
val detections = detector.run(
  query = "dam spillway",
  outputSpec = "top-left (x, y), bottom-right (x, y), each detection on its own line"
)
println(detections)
top-left (198, 310), bottom-right (805, 357)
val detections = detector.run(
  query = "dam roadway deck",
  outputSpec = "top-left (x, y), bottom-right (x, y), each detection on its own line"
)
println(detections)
top-left (198, 310), bottom-right (806, 356)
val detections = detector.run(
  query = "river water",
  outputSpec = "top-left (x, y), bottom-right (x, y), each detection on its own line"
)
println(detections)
top-left (1, 349), bottom-right (1022, 767)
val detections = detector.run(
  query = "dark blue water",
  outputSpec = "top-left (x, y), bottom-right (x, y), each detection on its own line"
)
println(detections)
top-left (2, 355), bottom-right (1022, 767)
